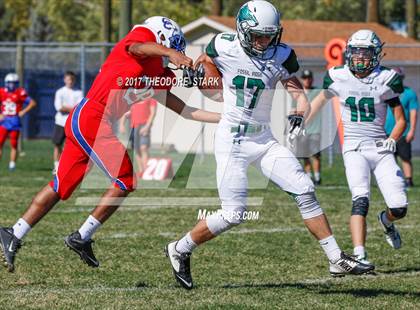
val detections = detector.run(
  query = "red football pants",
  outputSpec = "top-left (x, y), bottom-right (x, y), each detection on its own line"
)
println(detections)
top-left (0, 126), bottom-right (19, 149)
top-left (49, 98), bottom-right (135, 200)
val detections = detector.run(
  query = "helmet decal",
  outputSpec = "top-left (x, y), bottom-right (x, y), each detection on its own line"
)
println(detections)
top-left (162, 17), bottom-right (173, 30)
top-left (238, 5), bottom-right (258, 27)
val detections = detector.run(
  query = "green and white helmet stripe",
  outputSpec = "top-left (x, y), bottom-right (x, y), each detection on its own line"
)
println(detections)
top-left (236, 0), bottom-right (282, 57)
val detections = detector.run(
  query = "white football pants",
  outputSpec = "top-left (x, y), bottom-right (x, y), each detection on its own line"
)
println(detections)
top-left (215, 122), bottom-right (314, 213)
top-left (343, 139), bottom-right (407, 209)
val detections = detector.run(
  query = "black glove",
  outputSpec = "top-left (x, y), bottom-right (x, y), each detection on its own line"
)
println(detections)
top-left (182, 64), bottom-right (205, 88)
top-left (288, 114), bottom-right (304, 133)
top-left (195, 63), bottom-right (205, 80)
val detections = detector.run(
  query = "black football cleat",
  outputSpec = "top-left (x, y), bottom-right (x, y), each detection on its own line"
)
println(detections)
top-left (377, 211), bottom-right (402, 249)
top-left (329, 252), bottom-right (375, 277)
top-left (165, 241), bottom-right (193, 289)
top-left (0, 227), bottom-right (22, 272)
top-left (64, 231), bottom-right (99, 267)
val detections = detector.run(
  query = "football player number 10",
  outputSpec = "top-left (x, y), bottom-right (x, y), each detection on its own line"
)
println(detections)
top-left (232, 75), bottom-right (265, 109)
top-left (345, 96), bottom-right (375, 122)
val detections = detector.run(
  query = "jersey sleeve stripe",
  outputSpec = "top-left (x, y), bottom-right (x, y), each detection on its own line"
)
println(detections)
top-left (386, 73), bottom-right (404, 94)
top-left (385, 96), bottom-right (401, 108)
top-left (206, 35), bottom-right (219, 58)
top-left (323, 71), bottom-right (334, 89)
top-left (282, 49), bottom-right (299, 74)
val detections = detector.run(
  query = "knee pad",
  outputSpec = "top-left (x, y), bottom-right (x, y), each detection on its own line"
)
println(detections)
top-left (206, 207), bottom-right (245, 236)
top-left (389, 207), bottom-right (407, 220)
top-left (294, 192), bottom-right (324, 220)
top-left (351, 197), bottom-right (369, 217)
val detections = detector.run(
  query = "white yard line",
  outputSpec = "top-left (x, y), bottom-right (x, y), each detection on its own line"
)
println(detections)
top-left (51, 198), bottom-right (418, 213)
top-left (3, 286), bottom-right (144, 295)
top-left (70, 197), bottom-right (265, 208)
top-left (4, 270), bottom-right (420, 296)
top-left (25, 224), bottom-right (418, 243)
top-left (94, 224), bottom-right (419, 239)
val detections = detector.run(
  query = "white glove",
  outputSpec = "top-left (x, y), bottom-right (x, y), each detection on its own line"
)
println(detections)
top-left (123, 86), bottom-right (154, 106)
top-left (380, 137), bottom-right (396, 153)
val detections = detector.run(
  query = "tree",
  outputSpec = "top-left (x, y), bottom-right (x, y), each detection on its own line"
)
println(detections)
top-left (119, 0), bottom-right (132, 40)
top-left (367, 0), bottom-right (380, 22)
top-left (41, 0), bottom-right (102, 42)
top-left (212, 0), bottom-right (222, 16)
top-left (222, 0), bottom-right (366, 22)
top-left (406, 0), bottom-right (417, 39)
top-left (132, 0), bottom-right (212, 27)
top-left (26, 1), bottom-right (54, 42)
top-left (0, 0), bottom-right (415, 42)
top-left (380, 0), bottom-right (406, 26)
top-left (4, 0), bottom-right (33, 40)
top-left (101, 0), bottom-right (112, 61)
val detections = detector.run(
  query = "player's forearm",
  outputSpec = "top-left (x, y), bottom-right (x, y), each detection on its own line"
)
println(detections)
top-left (21, 100), bottom-right (37, 115)
top-left (164, 91), bottom-right (220, 123)
top-left (123, 111), bottom-right (131, 119)
top-left (119, 116), bottom-right (126, 128)
top-left (409, 110), bottom-right (417, 133)
top-left (306, 91), bottom-right (328, 125)
top-left (145, 109), bottom-right (156, 127)
top-left (183, 107), bottom-right (221, 123)
top-left (282, 77), bottom-right (309, 116)
top-left (128, 42), bottom-right (173, 59)
top-left (295, 92), bottom-right (310, 117)
top-left (390, 120), bottom-right (406, 141)
top-left (60, 105), bottom-right (73, 113)
top-left (389, 109), bottom-right (406, 141)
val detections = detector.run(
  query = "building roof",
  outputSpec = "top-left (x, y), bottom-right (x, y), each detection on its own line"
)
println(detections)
top-left (183, 16), bottom-right (420, 62)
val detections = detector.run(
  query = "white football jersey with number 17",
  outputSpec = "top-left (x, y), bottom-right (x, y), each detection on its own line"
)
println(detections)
top-left (205, 32), bottom-right (299, 126)
top-left (323, 65), bottom-right (403, 141)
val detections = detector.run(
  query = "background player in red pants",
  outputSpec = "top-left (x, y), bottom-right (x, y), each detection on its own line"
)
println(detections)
top-left (0, 73), bottom-right (37, 171)
top-left (0, 16), bottom-right (220, 272)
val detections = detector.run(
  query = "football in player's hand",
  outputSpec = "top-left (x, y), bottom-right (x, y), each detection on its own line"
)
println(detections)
top-left (197, 61), bottom-right (223, 102)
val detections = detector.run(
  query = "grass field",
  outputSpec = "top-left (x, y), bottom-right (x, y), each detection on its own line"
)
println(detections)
top-left (0, 140), bottom-right (419, 309)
